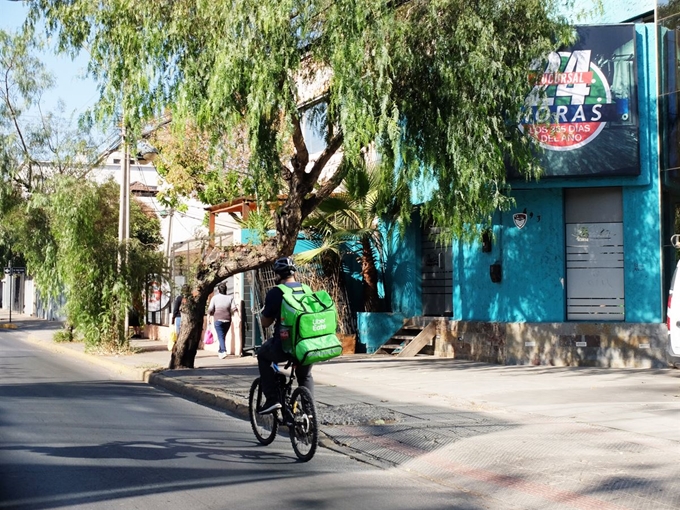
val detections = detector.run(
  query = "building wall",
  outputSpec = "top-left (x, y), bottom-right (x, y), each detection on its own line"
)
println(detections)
top-left (385, 219), bottom-right (421, 317)
top-left (449, 189), bottom-right (566, 323)
top-left (623, 24), bottom-right (663, 323)
top-left (493, 24), bottom-right (660, 326)
top-left (360, 8), bottom-right (667, 363)
top-left (387, 25), bottom-right (661, 331)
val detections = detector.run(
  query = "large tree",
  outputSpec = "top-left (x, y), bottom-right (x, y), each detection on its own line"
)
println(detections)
top-left (14, 178), bottom-right (166, 348)
top-left (0, 26), bottom-right (101, 267)
top-left (26, 0), bottom-right (573, 368)
top-left (149, 119), bottom-right (252, 208)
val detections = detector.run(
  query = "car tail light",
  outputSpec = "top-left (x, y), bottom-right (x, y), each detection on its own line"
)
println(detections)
top-left (667, 293), bottom-right (672, 331)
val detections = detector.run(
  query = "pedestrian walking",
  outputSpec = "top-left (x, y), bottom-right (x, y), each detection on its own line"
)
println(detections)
top-left (172, 284), bottom-right (189, 335)
top-left (207, 282), bottom-right (238, 359)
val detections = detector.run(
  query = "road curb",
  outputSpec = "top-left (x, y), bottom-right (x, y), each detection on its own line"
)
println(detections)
top-left (147, 372), bottom-right (250, 419)
top-left (24, 334), bottom-right (164, 381)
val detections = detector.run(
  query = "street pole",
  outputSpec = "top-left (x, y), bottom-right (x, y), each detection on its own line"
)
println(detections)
top-left (8, 259), bottom-right (12, 324)
top-left (164, 209), bottom-right (174, 328)
top-left (118, 123), bottom-right (130, 264)
top-left (165, 209), bottom-right (174, 259)
top-left (118, 122), bottom-right (130, 340)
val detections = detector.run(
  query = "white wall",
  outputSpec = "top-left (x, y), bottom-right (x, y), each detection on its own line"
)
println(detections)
top-left (94, 150), bottom-right (208, 253)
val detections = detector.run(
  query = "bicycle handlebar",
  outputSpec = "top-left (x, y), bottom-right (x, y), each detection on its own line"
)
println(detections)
top-left (271, 359), bottom-right (296, 373)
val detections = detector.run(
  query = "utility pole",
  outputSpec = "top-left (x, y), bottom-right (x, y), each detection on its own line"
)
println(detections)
top-left (8, 259), bottom-right (12, 324)
top-left (165, 209), bottom-right (174, 260)
top-left (163, 208), bottom-right (174, 328)
top-left (118, 121), bottom-right (130, 340)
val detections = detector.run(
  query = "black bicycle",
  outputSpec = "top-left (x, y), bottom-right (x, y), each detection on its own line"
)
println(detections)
top-left (248, 361), bottom-right (319, 462)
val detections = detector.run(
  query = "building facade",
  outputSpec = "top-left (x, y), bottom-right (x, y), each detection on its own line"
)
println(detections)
top-left (368, 2), bottom-right (679, 367)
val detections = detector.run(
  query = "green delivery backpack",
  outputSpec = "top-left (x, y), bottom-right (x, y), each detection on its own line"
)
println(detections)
top-left (278, 283), bottom-right (343, 366)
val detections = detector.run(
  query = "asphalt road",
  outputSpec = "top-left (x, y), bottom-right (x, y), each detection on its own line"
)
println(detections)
top-left (0, 335), bottom-right (490, 510)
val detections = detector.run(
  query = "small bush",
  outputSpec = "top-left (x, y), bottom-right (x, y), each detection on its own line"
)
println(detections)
top-left (53, 329), bottom-right (76, 343)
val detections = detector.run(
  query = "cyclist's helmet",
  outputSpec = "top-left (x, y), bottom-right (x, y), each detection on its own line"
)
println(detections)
top-left (273, 257), bottom-right (297, 278)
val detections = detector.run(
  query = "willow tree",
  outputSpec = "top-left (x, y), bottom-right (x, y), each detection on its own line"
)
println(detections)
top-left (15, 178), bottom-right (166, 348)
top-left (0, 28), bottom-right (100, 197)
top-left (0, 26), bottom-right (161, 347)
top-left (27, 0), bottom-right (572, 368)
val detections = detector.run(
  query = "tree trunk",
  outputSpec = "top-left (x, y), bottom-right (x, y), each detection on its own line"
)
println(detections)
top-left (168, 239), bottom-right (286, 369)
top-left (360, 236), bottom-right (384, 312)
top-left (169, 290), bottom-right (209, 368)
top-left (167, 137), bottom-right (343, 369)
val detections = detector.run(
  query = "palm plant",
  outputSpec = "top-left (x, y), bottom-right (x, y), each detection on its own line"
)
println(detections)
top-left (299, 162), bottom-right (399, 313)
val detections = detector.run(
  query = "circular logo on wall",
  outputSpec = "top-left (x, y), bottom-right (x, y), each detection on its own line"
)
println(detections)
top-left (520, 50), bottom-right (612, 152)
top-left (146, 275), bottom-right (171, 312)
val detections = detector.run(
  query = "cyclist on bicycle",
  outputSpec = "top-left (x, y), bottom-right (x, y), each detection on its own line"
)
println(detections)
top-left (257, 256), bottom-right (314, 414)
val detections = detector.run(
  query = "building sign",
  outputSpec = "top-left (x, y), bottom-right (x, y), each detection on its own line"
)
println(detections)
top-left (513, 213), bottom-right (527, 229)
top-left (517, 25), bottom-right (639, 178)
top-left (146, 275), bottom-right (170, 312)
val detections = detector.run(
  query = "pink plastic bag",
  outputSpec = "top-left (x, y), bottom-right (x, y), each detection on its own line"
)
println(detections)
top-left (204, 328), bottom-right (214, 345)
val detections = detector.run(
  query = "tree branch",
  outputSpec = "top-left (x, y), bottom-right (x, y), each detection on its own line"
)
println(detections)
top-left (290, 111), bottom-right (309, 174)
top-left (3, 64), bottom-right (37, 190)
top-left (300, 133), bottom-right (346, 219)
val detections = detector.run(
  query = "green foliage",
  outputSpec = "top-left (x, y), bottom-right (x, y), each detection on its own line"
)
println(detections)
top-left (233, 208), bottom-right (276, 234)
top-left (303, 164), bottom-right (384, 258)
top-left (197, 169), bottom-right (245, 206)
top-left (0, 28), bottom-right (100, 196)
top-left (380, 0), bottom-right (573, 242)
top-left (26, 0), bottom-right (575, 365)
top-left (53, 328), bottom-right (75, 343)
top-left (29, 0), bottom-right (573, 244)
top-left (130, 199), bottom-right (163, 249)
top-left (300, 161), bottom-right (401, 311)
top-left (1, 27), bottom-right (52, 195)
top-left (0, 26), bottom-right (164, 348)
top-left (150, 121), bottom-right (254, 208)
top-left (14, 177), bottom-right (165, 348)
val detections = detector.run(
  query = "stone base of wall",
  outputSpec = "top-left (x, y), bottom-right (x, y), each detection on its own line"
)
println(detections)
top-left (435, 320), bottom-right (505, 364)
top-left (144, 324), bottom-right (171, 341)
top-left (435, 320), bottom-right (669, 368)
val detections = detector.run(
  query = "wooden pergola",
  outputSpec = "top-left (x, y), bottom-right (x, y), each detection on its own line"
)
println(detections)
top-left (205, 197), bottom-right (258, 236)
top-left (205, 195), bottom-right (288, 237)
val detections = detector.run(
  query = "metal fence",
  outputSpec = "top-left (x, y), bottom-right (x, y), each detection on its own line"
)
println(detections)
top-left (165, 233), bottom-right (357, 354)
top-left (242, 261), bottom-right (357, 356)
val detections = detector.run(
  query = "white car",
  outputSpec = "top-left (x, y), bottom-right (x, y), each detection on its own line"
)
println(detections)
top-left (666, 240), bottom-right (680, 367)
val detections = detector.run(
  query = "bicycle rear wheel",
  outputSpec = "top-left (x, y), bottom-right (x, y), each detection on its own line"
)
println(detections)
top-left (248, 378), bottom-right (278, 445)
top-left (289, 386), bottom-right (318, 462)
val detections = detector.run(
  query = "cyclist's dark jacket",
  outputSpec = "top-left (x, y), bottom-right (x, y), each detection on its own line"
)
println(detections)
top-left (261, 282), bottom-right (303, 340)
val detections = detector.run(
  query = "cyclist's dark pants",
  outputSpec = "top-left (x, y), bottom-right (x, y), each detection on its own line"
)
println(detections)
top-left (257, 337), bottom-right (314, 401)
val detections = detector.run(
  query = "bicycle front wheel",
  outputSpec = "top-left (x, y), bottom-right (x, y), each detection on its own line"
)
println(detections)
top-left (248, 378), bottom-right (278, 445)
top-left (289, 386), bottom-right (318, 462)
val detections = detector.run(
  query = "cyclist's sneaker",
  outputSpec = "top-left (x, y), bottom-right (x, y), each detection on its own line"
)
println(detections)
top-left (258, 399), bottom-right (282, 414)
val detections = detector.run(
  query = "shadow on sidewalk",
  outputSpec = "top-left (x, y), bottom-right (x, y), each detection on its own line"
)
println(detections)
top-left (324, 355), bottom-right (680, 378)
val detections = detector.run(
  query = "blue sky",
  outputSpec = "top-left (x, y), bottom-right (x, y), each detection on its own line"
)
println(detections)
top-left (1, 1), bottom-right (100, 119)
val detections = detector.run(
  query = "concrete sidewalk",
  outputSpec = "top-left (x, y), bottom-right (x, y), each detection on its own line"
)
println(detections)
top-left (3, 313), bottom-right (680, 510)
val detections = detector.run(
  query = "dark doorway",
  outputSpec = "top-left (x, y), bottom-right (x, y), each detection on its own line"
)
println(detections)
top-left (421, 225), bottom-right (453, 316)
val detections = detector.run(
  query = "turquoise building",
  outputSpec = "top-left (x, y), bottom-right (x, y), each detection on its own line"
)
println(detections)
top-left (366, 2), bottom-right (679, 367)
